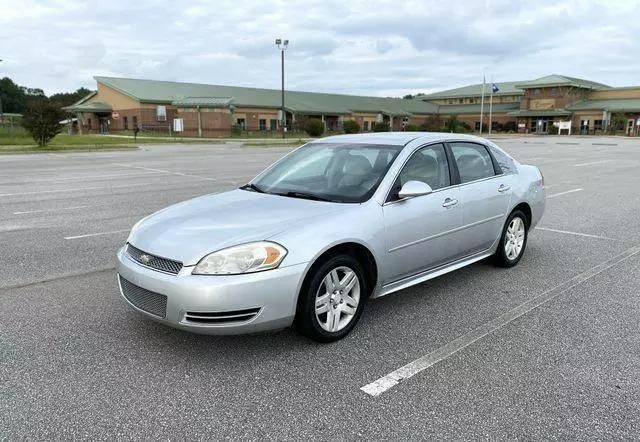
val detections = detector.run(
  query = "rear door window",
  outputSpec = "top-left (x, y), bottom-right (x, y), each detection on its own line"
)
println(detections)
top-left (450, 142), bottom-right (497, 183)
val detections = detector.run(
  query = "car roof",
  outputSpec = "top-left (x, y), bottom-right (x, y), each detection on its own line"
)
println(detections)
top-left (315, 132), bottom-right (490, 146)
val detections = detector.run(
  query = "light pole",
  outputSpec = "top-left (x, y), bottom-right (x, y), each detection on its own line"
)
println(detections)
top-left (275, 39), bottom-right (288, 139)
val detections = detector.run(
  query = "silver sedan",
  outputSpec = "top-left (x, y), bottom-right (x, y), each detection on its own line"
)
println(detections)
top-left (116, 133), bottom-right (545, 342)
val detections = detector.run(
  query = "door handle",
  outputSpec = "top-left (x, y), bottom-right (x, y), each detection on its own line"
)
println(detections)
top-left (442, 197), bottom-right (458, 208)
top-left (498, 184), bottom-right (511, 193)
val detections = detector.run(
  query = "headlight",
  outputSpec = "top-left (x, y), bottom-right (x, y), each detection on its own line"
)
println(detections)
top-left (192, 241), bottom-right (287, 275)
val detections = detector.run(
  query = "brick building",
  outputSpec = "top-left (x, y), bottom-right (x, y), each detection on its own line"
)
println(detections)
top-left (65, 74), bottom-right (640, 137)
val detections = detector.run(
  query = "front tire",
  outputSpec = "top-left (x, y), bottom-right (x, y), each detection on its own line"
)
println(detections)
top-left (493, 210), bottom-right (528, 267)
top-left (295, 254), bottom-right (367, 343)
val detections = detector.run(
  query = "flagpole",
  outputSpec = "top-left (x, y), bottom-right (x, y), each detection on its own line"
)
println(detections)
top-left (488, 76), bottom-right (493, 135)
top-left (479, 75), bottom-right (485, 136)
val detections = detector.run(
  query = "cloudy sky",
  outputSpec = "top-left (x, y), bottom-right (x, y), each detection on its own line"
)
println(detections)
top-left (1, 0), bottom-right (639, 97)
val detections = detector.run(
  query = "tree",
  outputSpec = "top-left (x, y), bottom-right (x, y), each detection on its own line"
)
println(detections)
top-left (372, 122), bottom-right (390, 132)
top-left (22, 101), bottom-right (65, 147)
top-left (0, 77), bottom-right (27, 113)
top-left (443, 114), bottom-right (462, 132)
top-left (49, 87), bottom-right (93, 107)
top-left (342, 119), bottom-right (360, 134)
top-left (304, 119), bottom-right (324, 137)
top-left (420, 115), bottom-right (443, 131)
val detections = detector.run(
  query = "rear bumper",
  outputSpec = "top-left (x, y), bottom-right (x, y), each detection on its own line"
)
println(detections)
top-left (116, 246), bottom-right (307, 335)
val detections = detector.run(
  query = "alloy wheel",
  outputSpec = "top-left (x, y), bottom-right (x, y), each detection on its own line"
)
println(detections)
top-left (505, 216), bottom-right (525, 260)
top-left (314, 266), bottom-right (360, 333)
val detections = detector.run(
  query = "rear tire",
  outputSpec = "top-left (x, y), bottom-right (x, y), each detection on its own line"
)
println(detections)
top-left (295, 254), bottom-right (367, 343)
top-left (493, 210), bottom-right (528, 268)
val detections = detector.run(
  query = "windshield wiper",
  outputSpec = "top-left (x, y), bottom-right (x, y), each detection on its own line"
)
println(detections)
top-left (239, 183), bottom-right (265, 193)
top-left (275, 191), bottom-right (336, 202)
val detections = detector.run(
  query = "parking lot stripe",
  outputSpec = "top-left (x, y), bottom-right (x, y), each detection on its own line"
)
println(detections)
top-left (360, 245), bottom-right (640, 397)
top-left (573, 160), bottom-right (612, 167)
top-left (114, 163), bottom-right (217, 181)
top-left (14, 205), bottom-right (91, 215)
top-left (546, 188), bottom-right (583, 199)
top-left (64, 229), bottom-right (130, 240)
top-left (535, 227), bottom-right (617, 241)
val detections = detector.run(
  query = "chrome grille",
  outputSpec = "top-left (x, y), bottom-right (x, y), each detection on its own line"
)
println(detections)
top-left (126, 243), bottom-right (182, 275)
top-left (119, 275), bottom-right (167, 318)
top-left (184, 308), bottom-right (261, 324)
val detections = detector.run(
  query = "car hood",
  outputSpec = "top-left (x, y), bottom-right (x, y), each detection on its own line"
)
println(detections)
top-left (127, 189), bottom-right (342, 265)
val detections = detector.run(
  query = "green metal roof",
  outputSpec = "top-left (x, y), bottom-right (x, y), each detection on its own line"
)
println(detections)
top-left (514, 75), bottom-right (610, 90)
top-left (64, 101), bottom-right (112, 113)
top-left (94, 76), bottom-right (439, 116)
top-left (171, 97), bottom-right (234, 107)
top-left (436, 102), bottom-right (520, 115)
top-left (507, 109), bottom-right (572, 117)
top-left (420, 81), bottom-right (525, 99)
top-left (567, 99), bottom-right (640, 112)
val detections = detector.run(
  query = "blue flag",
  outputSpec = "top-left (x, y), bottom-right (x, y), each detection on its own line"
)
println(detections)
top-left (492, 83), bottom-right (500, 93)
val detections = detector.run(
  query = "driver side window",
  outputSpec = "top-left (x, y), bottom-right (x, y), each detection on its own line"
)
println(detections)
top-left (389, 143), bottom-right (450, 200)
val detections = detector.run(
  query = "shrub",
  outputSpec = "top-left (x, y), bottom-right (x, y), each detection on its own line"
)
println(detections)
top-left (372, 122), bottom-right (389, 132)
top-left (547, 123), bottom-right (559, 135)
top-left (304, 119), bottom-right (325, 137)
top-left (443, 114), bottom-right (463, 132)
top-left (420, 115), bottom-right (443, 132)
top-left (21, 101), bottom-right (65, 147)
top-left (230, 124), bottom-right (243, 135)
top-left (404, 124), bottom-right (419, 131)
top-left (503, 121), bottom-right (517, 132)
top-left (342, 119), bottom-right (360, 134)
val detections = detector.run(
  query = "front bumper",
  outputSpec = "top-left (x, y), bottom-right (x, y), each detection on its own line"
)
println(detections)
top-left (116, 246), bottom-right (307, 335)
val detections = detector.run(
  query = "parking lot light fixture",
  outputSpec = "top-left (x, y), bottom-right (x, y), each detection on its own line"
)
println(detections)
top-left (275, 39), bottom-right (289, 139)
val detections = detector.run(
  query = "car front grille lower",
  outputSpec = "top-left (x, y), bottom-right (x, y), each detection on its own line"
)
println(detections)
top-left (184, 308), bottom-right (261, 325)
top-left (119, 275), bottom-right (168, 318)
top-left (126, 243), bottom-right (183, 275)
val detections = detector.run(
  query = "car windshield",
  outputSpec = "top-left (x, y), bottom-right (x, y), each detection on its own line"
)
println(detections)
top-left (246, 143), bottom-right (403, 203)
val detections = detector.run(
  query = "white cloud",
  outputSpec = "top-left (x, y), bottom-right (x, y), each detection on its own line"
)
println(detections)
top-left (0, 0), bottom-right (638, 95)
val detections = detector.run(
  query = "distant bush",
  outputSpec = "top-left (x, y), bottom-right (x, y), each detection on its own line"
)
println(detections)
top-left (420, 115), bottom-right (443, 132)
top-left (231, 124), bottom-right (243, 135)
top-left (372, 122), bottom-right (389, 132)
top-left (502, 121), bottom-right (517, 132)
top-left (404, 124), bottom-right (419, 131)
top-left (304, 119), bottom-right (325, 137)
top-left (342, 120), bottom-right (360, 134)
top-left (547, 123), bottom-right (559, 135)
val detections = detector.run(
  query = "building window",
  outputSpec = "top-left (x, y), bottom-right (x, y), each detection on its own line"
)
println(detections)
top-left (270, 119), bottom-right (277, 130)
top-left (156, 105), bottom-right (167, 122)
top-left (459, 99), bottom-right (464, 104)
top-left (470, 98), bottom-right (475, 104)
top-left (259, 119), bottom-right (267, 131)
top-left (87, 118), bottom-right (92, 128)
top-left (475, 121), bottom-right (481, 131)
top-left (448, 99), bottom-right (454, 104)
top-left (132, 116), bottom-right (138, 129)
top-left (533, 89), bottom-right (541, 96)
top-left (363, 121), bottom-right (369, 131)
top-left (236, 118), bottom-right (246, 130)
top-left (594, 120), bottom-right (603, 131)
top-left (550, 87), bottom-right (558, 96)
top-left (123, 116), bottom-right (128, 130)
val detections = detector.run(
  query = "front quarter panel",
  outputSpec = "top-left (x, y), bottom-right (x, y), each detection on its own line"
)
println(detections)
top-left (269, 201), bottom-right (386, 295)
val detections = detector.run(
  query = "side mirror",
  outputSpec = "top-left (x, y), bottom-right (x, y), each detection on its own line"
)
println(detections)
top-left (398, 180), bottom-right (433, 199)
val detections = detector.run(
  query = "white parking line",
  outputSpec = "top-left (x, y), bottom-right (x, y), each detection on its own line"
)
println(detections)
top-left (114, 163), bottom-right (216, 181)
top-left (535, 227), bottom-right (617, 241)
top-left (547, 188), bottom-right (583, 199)
top-left (360, 245), bottom-right (640, 397)
top-left (0, 177), bottom-right (210, 197)
top-left (64, 229), bottom-right (130, 240)
top-left (14, 205), bottom-right (91, 215)
top-left (573, 160), bottom-right (612, 167)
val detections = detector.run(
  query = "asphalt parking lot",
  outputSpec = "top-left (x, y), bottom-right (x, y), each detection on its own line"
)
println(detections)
top-left (1, 136), bottom-right (639, 439)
